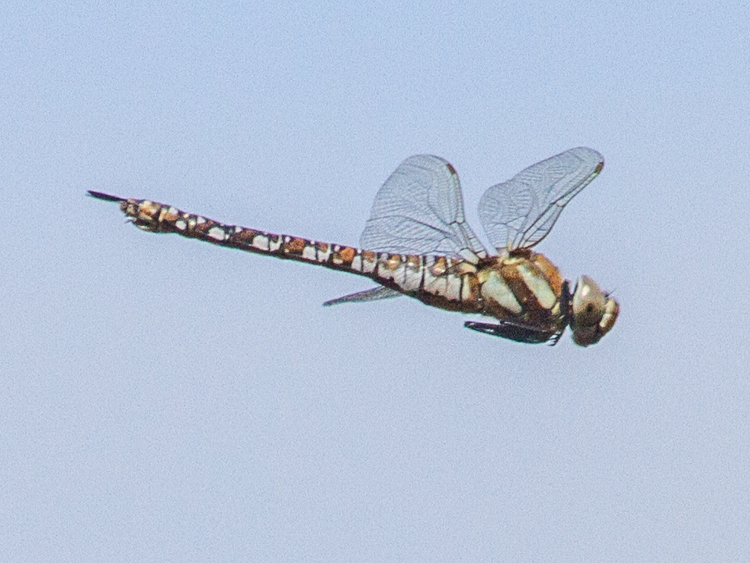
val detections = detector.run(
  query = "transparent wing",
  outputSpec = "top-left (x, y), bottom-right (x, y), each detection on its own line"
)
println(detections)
top-left (360, 155), bottom-right (488, 261)
top-left (323, 286), bottom-right (402, 307)
top-left (478, 147), bottom-right (604, 251)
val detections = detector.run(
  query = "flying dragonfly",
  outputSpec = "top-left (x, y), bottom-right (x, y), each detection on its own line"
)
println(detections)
top-left (89, 147), bottom-right (618, 346)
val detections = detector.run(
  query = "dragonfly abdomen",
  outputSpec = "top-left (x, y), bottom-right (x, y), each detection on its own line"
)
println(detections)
top-left (91, 193), bottom-right (381, 272)
top-left (89, 193), bottom-right (480, 310)
top-left (371, 254), bottom-right (484, 313)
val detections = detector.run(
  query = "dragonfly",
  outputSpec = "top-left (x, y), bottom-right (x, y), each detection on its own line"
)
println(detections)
top-left (89, 147), bottom-right (618, 346)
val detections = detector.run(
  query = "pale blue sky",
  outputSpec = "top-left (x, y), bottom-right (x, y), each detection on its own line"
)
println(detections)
top-left (2, 1), bottom-right (749, 561)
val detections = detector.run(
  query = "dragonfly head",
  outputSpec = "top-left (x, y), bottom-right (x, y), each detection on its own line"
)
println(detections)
top-left (570, 275), bottom-right (619, 346)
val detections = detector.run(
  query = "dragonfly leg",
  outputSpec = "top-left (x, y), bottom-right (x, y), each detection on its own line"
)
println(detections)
top-left (464, 320), bottom-right (558, 345)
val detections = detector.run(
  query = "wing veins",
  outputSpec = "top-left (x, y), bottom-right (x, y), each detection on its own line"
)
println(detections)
top-left (478, 147), bottom-right (604, 251)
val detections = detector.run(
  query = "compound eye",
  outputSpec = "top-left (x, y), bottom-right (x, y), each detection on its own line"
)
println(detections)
top-left (572, 275), bottom-right (606, 328)
top-left (570, 276), bottom-right (614, 346)
top-left (571, 276), bottom-right (619, 347)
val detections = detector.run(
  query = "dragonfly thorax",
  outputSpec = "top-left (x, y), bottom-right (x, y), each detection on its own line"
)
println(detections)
top-left (476, 250), bottom-right (566, 326)
top-left (470, 253), bottom-right (618, 346)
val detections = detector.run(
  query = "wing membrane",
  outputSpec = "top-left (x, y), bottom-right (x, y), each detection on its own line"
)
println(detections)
top-left (323, 286), bottom-right (401, 306)
top-left (478, 147), bottom-right (604, 251)
top-left (360, 155), bottom-right (488, 261)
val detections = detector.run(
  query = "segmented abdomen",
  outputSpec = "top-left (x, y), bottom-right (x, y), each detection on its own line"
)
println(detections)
top-left (89, 192), bottom-right (482, 312)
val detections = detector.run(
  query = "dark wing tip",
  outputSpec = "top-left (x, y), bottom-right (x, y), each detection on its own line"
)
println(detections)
top-left (87, 190), bottom-right (124, 203)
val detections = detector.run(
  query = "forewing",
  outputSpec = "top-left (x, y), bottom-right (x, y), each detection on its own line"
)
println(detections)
top-left (478, 147), bottom-right (604, 251)
top-left (360, 155), bottom-right (488, 260)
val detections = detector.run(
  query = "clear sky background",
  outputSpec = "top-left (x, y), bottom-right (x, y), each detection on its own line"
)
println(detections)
top-left (2, 1), bottom-right (749, 561)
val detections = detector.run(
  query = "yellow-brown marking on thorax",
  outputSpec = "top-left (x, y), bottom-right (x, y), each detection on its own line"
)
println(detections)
top-left (530, 253), bottom-right (564, 295)
top-left (472, 250), bottom-right (565, 325)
